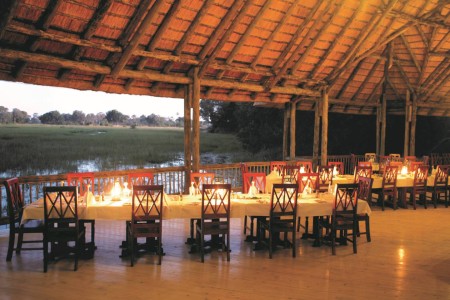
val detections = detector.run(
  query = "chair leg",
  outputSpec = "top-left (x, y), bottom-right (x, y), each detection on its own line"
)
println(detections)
top-left (365, 216), bottom-right (371, 242)
top-left (43, 239), bottom-right (48, 273)
top-left (227, 233), bottom-right (230, 262)
top-left (158, 237), bottom-right (162, 265)
top-left (331, 229), bottom-right (336, 256)
top-left (243, 215), bottom-right (247, 234)
top-left (296, 217), bottom-right (301, 232)
top-left (352, 227), bottom-right (357, 254)
top-left (268, 230), bottom-right (273, 259)
top-left (6, 231), bottom-right (15, 261)
top-left (292, 229), bottom-right (296, 258)
top-left (200, 232), bottom-right (205, 263)
top-left (74, 239), bottom-right (79, 271)
top-left (16, 232), bottom-right (24, 255)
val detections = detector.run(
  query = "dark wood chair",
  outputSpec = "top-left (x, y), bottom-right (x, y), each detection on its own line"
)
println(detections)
top-left (43, 186), bottom-right (85, 272)
top-left (296, 173), bottom-right (319, 234)
top-left (407, 165), bottom-right (429, 209)
top-left (389, 153), bottom-right (402, 162)
top-left (242, 172), bottom-right (266, 240)
top-left (196, 184), bottom-right (231, 263)
top-left (67, 172), bottom-right (95, 197)
top-left (269, 161), bottom-right (286, 175)
top-left (3, 178), bottom-right (44, 262)
top-left (378, 166), bottom-right (398, 210)
top-left (258, 183), bottom-right (298, 259)
top-left (282, 165), bottom-right (301, 184)
top-left (328, 161), bottom-right (344, 175)
top-left (356, 176), bottom-right (373, 242)
top-left (318, 183), bottom-right (359, 255)
top-left (127, 184), bottom-right (164, 266)
top-left (317, 165), bottom-right (334, 192)
top-left (354, 166), bottom-right (372, 183)
top-left (364, 153), bottom-right (377, 162)
top-left (378, 155), bottom-right (390, 175)
top-left (428, 165), bottom-right (449, 208)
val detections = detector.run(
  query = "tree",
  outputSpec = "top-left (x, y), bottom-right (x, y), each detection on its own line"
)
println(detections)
top-left (39, 110), bottom-right (64, 124)
top-left (12, 108), bottom-right (29, 123)
top-left (71, 110), bottom-right (86, 124)
top-left (0, 106), bottom-right (12, 123)
top-left (105, 109), bottom-right (126, 124)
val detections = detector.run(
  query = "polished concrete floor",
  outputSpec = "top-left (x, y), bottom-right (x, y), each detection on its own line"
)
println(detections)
top-left (1, 205), bottom-right (449, 299)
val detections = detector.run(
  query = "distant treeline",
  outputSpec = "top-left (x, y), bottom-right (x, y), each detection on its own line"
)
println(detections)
top-left (0, 106), bottom-right (184, 127)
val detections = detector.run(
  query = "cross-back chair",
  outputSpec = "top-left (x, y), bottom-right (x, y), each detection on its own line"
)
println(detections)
top-left (258, 183), bottom-right (298, 259)
top-left (317, 165), bottom-right (334, 192)
top-left (196, 184), bottom-right (231, 263)
top-left (409, 161), bottom-right (423, 172)
top-left (358, 161), bottom-right (372, 168)
top-left (318, 184), bottom-right (359, 255)
top-left (378, 155), bottom-right (390, 175)
top-left (282, 165), bottom-right (301, 184)
top-left (407, 165), bottom-right (429, 209)
top-left (128, 172), bottom-right (154, 186)
top-left (378, 166), bottom-right (398, 210)
top-left (3, 178), bottom-right (44, 263)
top-left (127, 184), bottom-right (164, 266)
top-left (356, 176), bottom-right (373, 242)
top-left (354, 166), bottom-right (372, 183)
top-left (428, 165), bottom-right (449, 208)
top-left (364, 153), bottom-right (377, 162)
top-left (43, 186), bottom-right (85, 272)
top-left (389, 154), bottom-right (402, 161)
top-left (242, 172), bottom-right (266, 240)
top-left (328, 161), bottom-right (344, 175)
top-left (296, 161), bottom-right (313, 173)
top-left (296, 173), bottom-right (319, 234)
top-left (269, 161), bottom-right (286, 175)
top-left (67, 172), bottom-right (95, 197)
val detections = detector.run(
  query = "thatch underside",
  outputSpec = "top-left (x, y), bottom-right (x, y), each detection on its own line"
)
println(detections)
top-left (0, 0), bottom-right (449, 117)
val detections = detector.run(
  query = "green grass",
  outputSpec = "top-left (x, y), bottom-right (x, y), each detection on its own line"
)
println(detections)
top-left (0, 124), bottom-right (248, 176)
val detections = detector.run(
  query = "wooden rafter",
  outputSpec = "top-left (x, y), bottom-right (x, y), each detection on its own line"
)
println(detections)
top-left (226, 0), bottom-right (273, 65)
top-left (420, 57), bottom-right (449, 91)
top-left (0, 0), bottom-right (19, 40)
top-left (265, 0), bottom-right (327, 90)
top-left (111, 0), bottom-right (167, 77)
top-left (309, 0), bottom-right (365, 80)
top-left (393, 55), bottom-right (415, 93)
top-left (423, 64), bottom-right (450, 100)
top-left (250, 0), bottom-right (301, 69)
top-left (400, 34), bottom-right (421, 74)
top-left (199, 0), bottom-right (251, 77)
top-left (83, 0), bottom-right (113, 40)
top-left (387, 9), bottom-right (450, 30)
top-left (118, 0), bottom-right (154, 47)
top-left (336, 59), bottom-right (364, 99)
top-left (351, 55), bottom-right (383, 101)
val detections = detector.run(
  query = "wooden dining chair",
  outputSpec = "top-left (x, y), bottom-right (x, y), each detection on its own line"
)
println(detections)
top-left (328, 161), bottom-right (344, 175)
top-left (3, 178), bottom-right (44, 263)
top-left (196, 184), bottom-right (231, 263)
top-left (269, 161), bottom-right (286, 175)
top-left (358, 161), bottom-right (372, 168)
top-left (258, 183), bottom-right (298, 259)
top-left (389, 154), bottom-right (402, 162)
top-left (43, 186), bottom-right (85, 272)
top-left (356, 176), bottom-right (373, 242)
top-left (296, 173), bottom-right (319, 234)
top-left (318, 183), bottom-right (359, 255)
top-left (378, 166), bottom-right (398, 210)
top-left (67, 172), bottom-right (95, 197)
top-left (407, 165), bottom-right (429, 209)
top-left (405, 155), bottom-right (416, 162)
top-left (409, 161), bottom-right (423, 172)
top-left (354, 166), bottom-right (372, 183)
top-left (378, 155), bottom-right (390, 175)
top-left (317, 165), bottom-right (333, 192)
top-left (428, 165), bottom-right (449, 208)
top-left (282, 165), bottom-right (300, 184)
top-left (242, 172), bottom-right (266, 240)
top-left (127, 184), bottom-right (164, 266)
top-left (296, 161), bottom-right (313, 173)
top-left (364, 153), bottom-right (377, 162)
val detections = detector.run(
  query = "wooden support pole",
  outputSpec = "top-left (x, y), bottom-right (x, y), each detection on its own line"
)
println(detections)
top-left (321, 88), bottom-right (329, 165)
top-left (313, 98), bottom-right (321, 169)
top-left (380, 94), bottom-right (387, 156)
top-left (289, 101), bottom-right (296, 160)
top-left (403, 89), bottom-right (411, 157)
top-left (184, 85), bottom-right (192, 193)
top-left (410, 93), bottom-right (417, 156)
top-left (192, 67), bottom-right (201, 172)
top-left (282, 103), bottom-right (289, 161)
top-left (376, 99), bottom-right (381, 156)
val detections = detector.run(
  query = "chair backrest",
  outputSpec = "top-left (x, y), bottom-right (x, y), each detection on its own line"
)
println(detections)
top-left (405, 155), bottom-right (416, 162)
top-left (269, 161), bottom-right (286, 175)
top-left (317, 166), bottom-right (333, 191)
top-left (409, 161), bottom-right (423, 172)
top-left (378, 155), bottom-right (390, 174)
top-left (354, 166), bottom-right (372, 183)
top-left (434, 165), bottom-right (449, 187)
top-left (334, 183), bottom-right (358, 215)
top-left (190, 172), bottom-right (215, 193)
top-left (131, 185), bottom-right (163, 224)
top-left (357, 176), bottom-right (373, 203)
top-left (269, 183), bottom-right (298, 219)
top-left (382, 166), bottom-right (398, 189)
top-left (364, 153), bottom-right (377, 162)
top-left (389, 161), bottom-right (403, 169)
top-left (358, 161), bottom-right (372, 168)
top-left (240, 163), bottom-right (248, 174)
top-left (43, 186), bottom-right (79, 227)
top-left (242, 172), bottom-right (266, 194)
top-left (328, 161), bottom-right (344, 174)
top-left (413, 165), bottom-right (429, 192)
top-left (201, 184), bottom-right (231, 220)
top-left (67, 172), bottom-right (95, 197)
top-left (128, 172), bottom-right (154, 186)
top-left (297, 173), bottom-right (319, 193)
top-left (282, 165), bottom-right (300, 184)
top-left (3, 178), bottom-right (24, 226)
top-left (296, 161), bottom-right (313, 173)
top-left (389, 154), bottom-right (402, 162)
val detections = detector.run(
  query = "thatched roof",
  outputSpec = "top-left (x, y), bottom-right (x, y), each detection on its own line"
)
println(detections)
top-left (0, 0), bottom-right (449, 116)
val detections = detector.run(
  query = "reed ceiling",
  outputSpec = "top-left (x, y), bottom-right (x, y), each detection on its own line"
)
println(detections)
top-left (0, 0), bottom-right (449, 116)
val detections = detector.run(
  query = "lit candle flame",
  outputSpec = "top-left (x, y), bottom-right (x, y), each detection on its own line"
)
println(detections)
top-left (401, 166), bottom-right (408, 175)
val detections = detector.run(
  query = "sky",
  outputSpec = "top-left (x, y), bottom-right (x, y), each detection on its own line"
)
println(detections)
top-left (0, 80), bottom-right (184, 118)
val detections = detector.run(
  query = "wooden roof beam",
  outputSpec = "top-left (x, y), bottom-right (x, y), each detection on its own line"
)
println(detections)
top-left (250, 0), bottom-right (301, 69)
top-left (0, 48), bottom-right (321, 98)
top-left (291, 1), bottom-right (343, 75)
top-left (199, 0), bottom-right (251, 77)
top-left (336, 59), bottom-right (364, 100)
top-left (118, 0), bottom-right (154, 48)
top-left (423, 65), bottom-right (450, 100)
top-left (111, 0), bottom-right (166, 77)
top-left (393, 55), bottom-right (415, 94)
top-left (420, 57), bottom-right (449, 90)
top-left (386, 9), bottom-right (450, 30)
top-left (0, 0), bottom-right (19, 40)
top-left (83, 0), bottom-right (113, 40)
top-left (309, 0), bottom-right (365, 80)
top-left (226, 0), bottom-right (273, 65)
top-left (265, 0), bottom-right (326, 90)
top-left (400, 34), bottom-right (421, 74)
